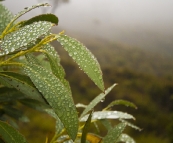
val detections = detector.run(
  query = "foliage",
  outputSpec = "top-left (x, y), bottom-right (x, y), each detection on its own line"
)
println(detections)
top-left (0, 2), bottom-right (139, 143)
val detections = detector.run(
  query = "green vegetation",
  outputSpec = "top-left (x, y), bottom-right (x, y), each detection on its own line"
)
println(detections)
top-left (0, 2), bottom-right (140, 143)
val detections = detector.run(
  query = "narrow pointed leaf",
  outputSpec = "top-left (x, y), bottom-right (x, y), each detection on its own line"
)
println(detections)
top-left (104, 100), bottom-right (137, 111)
top-left (57, 34), bottom-right (104, 91)
top-left (100, 119), bottom-right (112, 130)
top-left (0, 72), bottom-right (44, 101)
top-left (80, 84), bottom-right (116, 118)
top-left (81, 112), bottom-right (92, 143)
top-left (43, 44), bottom-right (71, 93)
top-left (117, 134), bottom-right (136, 143)
top-left (80, 111), bottom-right (134, 122)
top-left (22, 14), bottom-right (58, 26)
top-left (2, 3), bottom-right (50, 33)
top-left (0, 3), bottom-right (13, 34)
top-left (0, 120), bottom-right (28, 143)
top-left (23, 64), bottom-right (78, 140)
top-left (0, 21), bottom-right (52, 55)
top-left (102, 122), bottom-right (126, 143)
top-left (120, 119), bottom-right (141, 131)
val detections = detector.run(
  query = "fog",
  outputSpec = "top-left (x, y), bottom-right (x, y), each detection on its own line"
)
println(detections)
top-left (2, 0), bottom-right (173, 52)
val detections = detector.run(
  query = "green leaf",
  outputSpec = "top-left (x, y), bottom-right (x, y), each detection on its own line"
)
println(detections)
top-left (103, 100), bottom-right (137, 111)
top-left (0, 120), bottom-right (28, 143)
top-left (23, 63), bottom-right (78, 140)
top-left (22, 14), bottom-right (58, 26)
top-left (119, 119), bottom-right (141, 131)
top-left (0, 72), bottom-right (44, 102)
top-left (80, 111), bottom-right (134, 122)
top-left (1, 3), bottom-right (50, 35)
top-left (0, 87), bottom-right (24, 102)
top-left (57, 34), bottom-right (105, 91)
top-left (80, 84), bottom-right (116, 118)
top-left (81, 112), bottom-right (92, 143)
top-left (2, 106), bottom-right (29, 122)
top-left (117, 134), bottom-right (136, 143)
top-left (0, 21), bottom-right (53, 56)
top-left (100, 119), bottom-right (112, 131)
top-left (19, 98), bottom-right (50, 111)
top-left (25, 53), bottom-right (42, 65)
top-left (0, 3), bottom-right (13, 34)
top-left (43, 44), bottom-right (71, 93)
top-left (102, 122), bottom-right (126, 143)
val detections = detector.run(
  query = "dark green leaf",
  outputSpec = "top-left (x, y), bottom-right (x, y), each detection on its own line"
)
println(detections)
top-left (19, 98), bottom-right (50, 111)
top-left (23, 63), bottom-right (78, 140)
top-left (22, 14), bottom-right (58, 26)
top-left (102, 122), bottom-right (126, 143)
top-left (0, 72), bottom-right (44, 101)
top-left (0, 120), bottom-right (28, 143)
top-left (0, 87), bottom-right (24, 102)
top-left (80, 84), bottom-right (116, 118)
top-left (81, 112), bottom-right (92, 143)
top-left (104, 100), bottom-right (137, 110)
top-left (57, 34), bottom-right (105, 91)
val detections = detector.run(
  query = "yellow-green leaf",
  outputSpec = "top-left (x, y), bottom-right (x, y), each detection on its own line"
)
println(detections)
top-left (0, 120), bottom-right (28, 143)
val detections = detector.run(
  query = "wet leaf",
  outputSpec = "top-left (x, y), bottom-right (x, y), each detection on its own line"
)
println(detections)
top-left (119, 119), bottom-right (141, 131)
top-left (0, 21), bottom-right (52, 56)
top-left (0, 72), bottom-right (44, 101)
top-left (104, 100), bottom-right (137, 110)
top-left (102, 122), bottom-right (126, 143)
top-left (57, 34), bottom-right (104, 91)
top-left (80, 84), bottom-right (116, 118)
top-left (23, 63), bottom-right (78, 140)
top-left (80, 111), bottom-right (134, 122)
top-left (117, 134), bottom-right (136, 143)
top-left (81, 112), bottom-right (92, 143)
top-left (43, 44), bottom-right (71, 93)
top-left (22, 13), bottom-right (58, 26)
top-left (0, 120), bottom-right (28, 143)
top-left (25, 53), bottom-right (41, 65)
top-left (0, 3), bottom-right (13, 34)
top-left (2, 3), bottom-right (50, 35)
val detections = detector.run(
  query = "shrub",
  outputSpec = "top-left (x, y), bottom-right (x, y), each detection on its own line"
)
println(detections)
top-left (0, 2), bottom-right (140, 143)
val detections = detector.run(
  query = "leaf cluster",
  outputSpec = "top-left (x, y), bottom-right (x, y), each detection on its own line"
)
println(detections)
top-left (0, 2), bottom-right (139, 143)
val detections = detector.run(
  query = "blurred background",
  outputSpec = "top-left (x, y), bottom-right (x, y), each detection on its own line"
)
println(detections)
top-left (2, 0), bottom-right (173, 143)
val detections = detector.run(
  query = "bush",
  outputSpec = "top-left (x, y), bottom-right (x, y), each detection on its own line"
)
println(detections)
top-left (0, 2), bottom-right (139, 143)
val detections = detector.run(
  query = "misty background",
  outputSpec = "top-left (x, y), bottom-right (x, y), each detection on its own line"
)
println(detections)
top-left (2, 0), bottom-right (173, 57)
